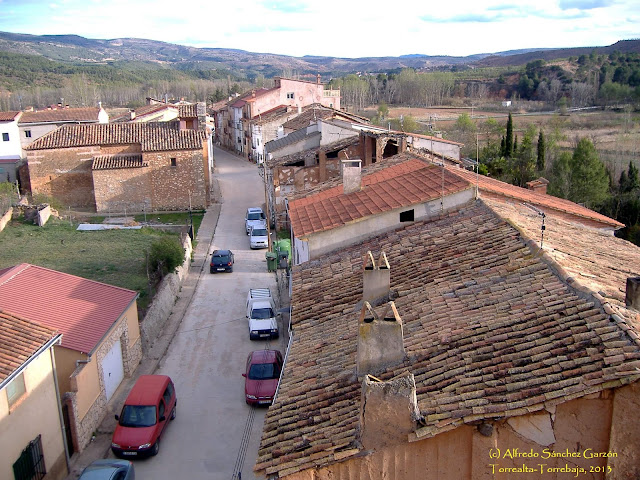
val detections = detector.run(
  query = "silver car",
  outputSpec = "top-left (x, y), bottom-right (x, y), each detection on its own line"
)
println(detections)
top-left (78, 459), bottom-right (135, 480)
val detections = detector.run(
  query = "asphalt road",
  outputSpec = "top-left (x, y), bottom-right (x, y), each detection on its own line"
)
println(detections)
top-left (129, 148), bottom-right (285, 479)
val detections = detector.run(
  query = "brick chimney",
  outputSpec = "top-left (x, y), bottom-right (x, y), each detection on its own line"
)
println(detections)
top-left (525, 177), bottom-right (549, 194)
top-left (363, 251), bottom-right (390, 304)
top-left (342, 158), bottom-right (362, 195)
top-left (626, 277), bottom-right (640, 311)
top-left (356, 301), bottom-right (405, 376)
top-left (359, 373), bottom-right (420, 450)
top-left (197, 101), bottom-right (206, 130)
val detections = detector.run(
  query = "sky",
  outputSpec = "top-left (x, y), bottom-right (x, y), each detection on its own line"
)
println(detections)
top-left (0, 0), bottom-right (638, 58)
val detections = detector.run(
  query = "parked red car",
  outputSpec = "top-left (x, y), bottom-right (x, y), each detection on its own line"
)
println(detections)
top-left (111, 375), bottom-right (176, 458)
top-left (242, 350), bottom-right (283, 405)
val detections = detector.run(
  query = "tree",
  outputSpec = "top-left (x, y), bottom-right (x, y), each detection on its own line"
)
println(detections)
top-left (568, 138), bottom-right (610, 208)
top-left (504, 113), bottom-right (514, 158)
top-left (548, 152), bottom-right (573, 199)
top-left (377, 102), bottom-right (389, 120)
top-left (509, 125), bottom-right (537, 187)
top-left (537, 130), bottom-right (546, 171)
top-left (149, 237), bottom-right (185, 278)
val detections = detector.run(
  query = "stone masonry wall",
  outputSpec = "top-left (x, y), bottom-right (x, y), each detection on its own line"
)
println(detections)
top-left (93, 167), bottom-right (152, 213)
top-left (139, 233), bottom-right (193, 353)
top-left (147, 150), bottom-right (208, 211)
top-left (27, 146), bottom-right (99, 208)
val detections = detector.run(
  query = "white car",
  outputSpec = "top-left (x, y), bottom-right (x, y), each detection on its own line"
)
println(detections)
top-left (249, 223), bottom-right (268, 249)
top-left (245, 207), bottom-right (266, 234)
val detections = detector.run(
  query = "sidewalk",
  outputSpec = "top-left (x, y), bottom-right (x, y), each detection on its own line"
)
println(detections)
top-left (64, 202), bottom-right (221, 479)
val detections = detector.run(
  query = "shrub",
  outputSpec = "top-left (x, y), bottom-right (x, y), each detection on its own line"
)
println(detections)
top-left (149, 237), bottom-right (184, 277)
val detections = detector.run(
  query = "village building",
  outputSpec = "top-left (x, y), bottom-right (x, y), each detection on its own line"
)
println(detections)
top-left (0, 263), bottom-right (143, 454)
top-left (0, 310), bottom-right (67, 480)
top-left (18, 105), bottom-right (109, 147)
top-left (254, 167), bottom-right (640, 479)
top-left (213, 77), bottom-right (341, 161)
top-left (23, 121), bottom-right (212, 213)
top-left (0, 110), bottom-right (23, 183)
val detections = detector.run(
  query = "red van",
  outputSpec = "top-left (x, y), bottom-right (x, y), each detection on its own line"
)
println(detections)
top-left (111, 375), bottom-right (176, 458)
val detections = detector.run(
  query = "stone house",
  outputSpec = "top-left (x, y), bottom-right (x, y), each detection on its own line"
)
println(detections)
top-left (255, 191), bottom-right (640, 479)
top-left (0, 263), bottom-right (143, 454)
top-left (0, 310), bottom-right (67, 480)
top-left (0, 110), bottom-right (24, 183)
top-left (23, 121), bottom-right (212, 213)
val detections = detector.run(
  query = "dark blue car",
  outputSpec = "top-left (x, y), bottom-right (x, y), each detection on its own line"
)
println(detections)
top-left (210, 249), bottom-right (234, 273)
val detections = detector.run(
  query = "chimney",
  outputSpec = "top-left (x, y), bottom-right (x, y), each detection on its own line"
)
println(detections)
top-left (129, 109), bottom-right (136, 121)
top-left (197, 101), bottom-right (206, 129)
top-left (357, 301), bottom-right (405, 376)
top-left (359, 373), bottom-right (420, 450)
top-left (316, 73), bottom-right (321, 85)
top-left (525, 177), bottom-right (549, 194)
top-left (363, 251), bottom-right (390, 304)
top-left (626, 277), bottom-right (640, 311)
top-left (342, 158), bottom-right (362, 195)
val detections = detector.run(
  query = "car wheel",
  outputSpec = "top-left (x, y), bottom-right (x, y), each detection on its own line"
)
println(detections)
top-left (170, 406), bottom-right (176, 420)
top-left (210, 268), bottom-right (214, 274)
top-left (151, 440), bottom-right (160, 456)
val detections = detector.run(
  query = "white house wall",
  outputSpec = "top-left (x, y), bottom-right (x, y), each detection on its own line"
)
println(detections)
top-left (0, 120), bottom-right (22, 158)
top-left (303, 188), bottom-right (475, 261)
top-left (410, 136), bottom-right (461, 161)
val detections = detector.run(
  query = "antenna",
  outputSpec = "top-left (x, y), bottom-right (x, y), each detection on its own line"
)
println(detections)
top-left (523, 203), bottom-right (546, 248)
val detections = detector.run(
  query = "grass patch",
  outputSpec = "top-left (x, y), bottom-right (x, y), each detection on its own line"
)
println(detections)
top-left (134, 211), bottom-right (205, 235)
top-left (0, 217), bottom-right (185, 312)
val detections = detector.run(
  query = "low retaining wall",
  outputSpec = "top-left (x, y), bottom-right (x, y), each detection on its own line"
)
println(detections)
top-left (140, 234), bottom-right (193, 353)
top-left (0, 207), bottom-right (12, 233)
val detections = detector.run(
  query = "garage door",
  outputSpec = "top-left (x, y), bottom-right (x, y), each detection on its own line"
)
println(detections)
top-left (102, 339), bottom-right (124, 402)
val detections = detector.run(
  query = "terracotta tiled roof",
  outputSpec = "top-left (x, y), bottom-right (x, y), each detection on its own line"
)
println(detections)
top-left (230, 99), bottom-right (247, 108)
top-left (448, 166), bottom-right (624, 228)
top-left (0, 264), bottom-right (138, 354)
top-left (485, 198), bottom-right (640, 307)
top-left (92, 154), bottom-right (147, 170)
top-left (178, 104), bottom-right (198, 118)
top-left (0, 310), bottom-right (59, 385)
top-left (24, 123), bottom-right (207, 152)
top-left (0, 111), bottom-right (21, 122)
top-left (256, 200), bottom-right (640, 477)
top-left (289, 157), bottom-right (471, 237)
top-left (19, 107), bottom-right (102, 124)
top-left (281, 105), bottom-right (370, 132)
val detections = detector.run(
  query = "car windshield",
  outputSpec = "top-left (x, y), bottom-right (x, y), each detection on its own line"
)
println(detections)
top-left (247, 212), bottom-right (262, 220)
top-left (251, 228), bottom-right (267, 236)
top-left (213, 254), bottom-right (230, 263)
top-left (119, 405), bottom-right (156, 427)
top-left (248, 362), bottom-right (280, 380)
top-left (252, 307), bottom-right (274, 319)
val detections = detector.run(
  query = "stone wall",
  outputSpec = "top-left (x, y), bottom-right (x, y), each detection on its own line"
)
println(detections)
top-left (0, 207), bottom-right (11, 233)
top-left (139, 233), bottom-right (193, 353)
top-left (93, 166), bottom-right (152, 213)
top-left (27, 146), bottom-right (100, 208)
top-left (147, 150), bottom-right (208, 211)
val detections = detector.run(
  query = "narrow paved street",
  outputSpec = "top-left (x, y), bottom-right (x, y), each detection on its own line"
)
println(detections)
top-left (129, 148), bottom-right (285, 479)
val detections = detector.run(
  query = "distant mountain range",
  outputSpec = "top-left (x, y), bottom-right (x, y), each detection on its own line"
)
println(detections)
top-left (0, 30), bottom-right (639, 77)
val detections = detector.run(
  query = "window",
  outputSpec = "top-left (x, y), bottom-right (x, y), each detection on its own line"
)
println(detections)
top-left (170, 158), bottom-right (177, 167)
top-left (25, 130), bottom-right (32, 138)
top-left (286, 92), bottom-right (294, 99)
top-left (2, 132), bottom-right (9, 142)
top-left (13, 434), bottom-right (46, 480)
top-left (7, 372), bottom-right (26, 407)
top-left (400, 209), bottom-right (414, 222)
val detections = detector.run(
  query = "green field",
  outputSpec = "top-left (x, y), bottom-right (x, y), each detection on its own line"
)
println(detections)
top-left (0, 212), bottom-right (204, 311)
